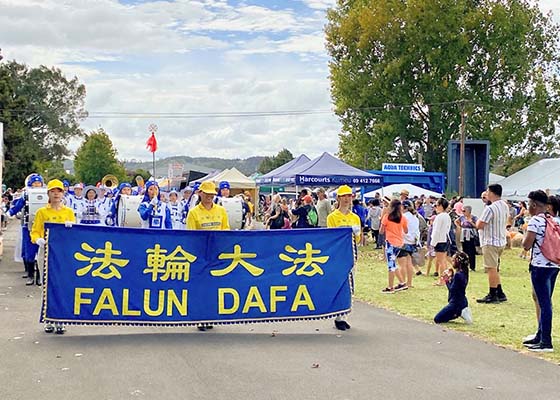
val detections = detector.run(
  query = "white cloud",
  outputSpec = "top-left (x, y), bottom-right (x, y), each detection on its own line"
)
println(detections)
top-left (300, 0), bottom-right (337, 11)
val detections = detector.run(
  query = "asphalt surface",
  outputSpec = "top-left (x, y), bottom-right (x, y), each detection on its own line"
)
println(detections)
top-left (0, 221), bottom-right (558, 400)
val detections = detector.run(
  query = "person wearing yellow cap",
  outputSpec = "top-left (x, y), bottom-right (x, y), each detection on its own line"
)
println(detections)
top-left (186, 181), bottom-right (230, 231)
top-left (30, 179), bottom-right (76, 335)
top-left (327, 184), bottom-right (361, 331)
top-left (186, 180), bottom-right (229, 332)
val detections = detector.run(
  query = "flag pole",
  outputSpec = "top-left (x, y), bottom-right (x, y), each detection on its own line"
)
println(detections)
top-left (148, 124), bottom-right (158, 178)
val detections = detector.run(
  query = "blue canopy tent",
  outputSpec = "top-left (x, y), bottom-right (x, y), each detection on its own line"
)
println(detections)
top-left (271, 152), bottom-right (383, 187)
top-left (255, 154), bottom-right (311, 185)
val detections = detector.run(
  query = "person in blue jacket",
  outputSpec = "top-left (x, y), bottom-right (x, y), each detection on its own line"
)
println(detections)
top-left (7, 174), bottom-right (44, 285)
top-left (137, 180), bottom-right (172, 229)
top-left (106, 182), bottom-right (132, 226)
top-left (434, 251), bottom-right (473, 324)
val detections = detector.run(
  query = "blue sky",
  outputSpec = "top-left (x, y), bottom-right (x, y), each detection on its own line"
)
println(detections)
top-left (1, 0), bottom-right (558, 162)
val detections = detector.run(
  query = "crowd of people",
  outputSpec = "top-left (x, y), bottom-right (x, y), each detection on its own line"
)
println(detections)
top-left (2, 174), bottom-right (559, 351)
top-left (261, 184), bottom-right (560, 351)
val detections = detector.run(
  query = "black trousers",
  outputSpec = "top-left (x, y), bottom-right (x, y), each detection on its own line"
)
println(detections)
top-left (462, 239), bottom-right (477, 271)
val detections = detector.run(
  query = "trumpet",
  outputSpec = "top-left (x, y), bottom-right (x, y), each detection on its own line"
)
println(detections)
top-left (102, 174), bottom-right (119, 190)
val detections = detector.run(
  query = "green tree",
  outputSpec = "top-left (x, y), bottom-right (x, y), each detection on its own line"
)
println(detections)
top-left (0, 60), bottom-right (87, 187)
top-left (33, 159), bottom-right (75, 184)
top-left (326, 0), bottom-right (560, 172)
top-left (258, 149), bottom-right (294, 174)
top-left (74, 129), bottom-right (126, 185)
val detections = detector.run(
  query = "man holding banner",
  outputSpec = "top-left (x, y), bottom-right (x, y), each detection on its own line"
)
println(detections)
top-left (327, 185), bottom-right (361, 331)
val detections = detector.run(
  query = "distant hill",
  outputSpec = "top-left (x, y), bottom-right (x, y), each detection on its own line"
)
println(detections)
top-left (64, 156), bottom-right (265, 177)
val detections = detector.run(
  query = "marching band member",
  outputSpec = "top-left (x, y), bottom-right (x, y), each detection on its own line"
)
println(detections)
top-left (97, 185), bottom-right (112, 224)
top-left (7, 174), bottom-right (44, 286)
top-left (80, 186), bottom-right (103, 225)
top-left (30, 179), bottom-right (76, 334)
top-left (106, 183), bottom-right (132, 226)
top-left (214, 181), bottom-right (231, 204)
top-left (69, 183), bottom-right (85, 221)
top-left (62, 180), bottom-right (71, 206)
top-left (186, 181), bottom-right (229, 231)
top-left (167, 190), bottom-right (184, 229)
top-left (137, 180), bottom-right (172, 229)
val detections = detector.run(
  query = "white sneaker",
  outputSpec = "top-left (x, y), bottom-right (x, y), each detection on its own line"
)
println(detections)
top-left (523, 333), bottom-right (537, 342)
top-left (460, 307), bottom-right (473, 325)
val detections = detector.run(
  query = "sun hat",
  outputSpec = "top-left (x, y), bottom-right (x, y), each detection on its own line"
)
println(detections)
top-left (47, 179), bottom-right (64, 191)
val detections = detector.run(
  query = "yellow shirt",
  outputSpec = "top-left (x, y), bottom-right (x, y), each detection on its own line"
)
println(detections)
top-left (31, 205), bottom-right (76, 243)
top-left (186, 203), bottom-right (230, 230)
top-left (327, 208), bottom-right (361, 241)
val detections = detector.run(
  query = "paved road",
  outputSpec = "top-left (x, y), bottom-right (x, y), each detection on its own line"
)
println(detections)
top-left (0, 221), bottom-right (558, 400)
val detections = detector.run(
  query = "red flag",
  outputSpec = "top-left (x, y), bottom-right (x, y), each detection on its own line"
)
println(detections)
top-left (146, 132), bottom-right (157, 153)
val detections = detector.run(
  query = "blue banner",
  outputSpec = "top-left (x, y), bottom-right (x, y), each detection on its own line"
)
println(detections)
top-left (41, 224), bottom-right (354, 326)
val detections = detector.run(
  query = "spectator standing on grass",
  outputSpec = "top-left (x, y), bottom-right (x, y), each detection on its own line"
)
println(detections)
top-left (430, 198), bottom-right (451, 278)
top-left (455, 205), bottom-right (479, 271)
top-left (380, 199), bottom-right (408, 293)
top-left (520, 190), bottom-right (559, 352)
top-left (401, 200), bottom-right (420, 287)
top-left (476, 184), bottom-right (509, 304)
top-left (367, 199), bottom-right (382, 249)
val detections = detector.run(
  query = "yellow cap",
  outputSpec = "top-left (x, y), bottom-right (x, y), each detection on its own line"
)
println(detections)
top-left (199, 180), bottom-right (217, 195)
top-left (337, 185), bottom-right (352, 196)
top-left (47, 179), bottom-right (64, 191)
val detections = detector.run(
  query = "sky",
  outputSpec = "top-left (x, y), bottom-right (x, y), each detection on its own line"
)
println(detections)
top-left (1, 0), bottom-right (559, 163)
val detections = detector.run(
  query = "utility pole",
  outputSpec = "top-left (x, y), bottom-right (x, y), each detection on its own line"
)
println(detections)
top-left (458, 100), bottom-right (466, 197)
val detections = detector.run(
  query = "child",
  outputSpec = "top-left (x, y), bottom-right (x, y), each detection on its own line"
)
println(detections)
top-left (434, 251), bottom-right (473, 324)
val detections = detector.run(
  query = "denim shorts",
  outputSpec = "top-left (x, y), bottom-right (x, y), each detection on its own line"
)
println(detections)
top-left (434, 242), bottom-right (449, 253)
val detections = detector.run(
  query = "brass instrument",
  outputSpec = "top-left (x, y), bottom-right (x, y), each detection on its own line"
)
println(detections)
top-left (102, 174), bottom-right (119, 190)
top-left (135, 175), bottom-right (145, 188)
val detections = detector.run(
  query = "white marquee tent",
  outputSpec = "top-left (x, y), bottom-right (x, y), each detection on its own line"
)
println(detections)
top-left (363, 183), bottom-right (443, 199)
top-left (498, 158), bottom-right (560, 199)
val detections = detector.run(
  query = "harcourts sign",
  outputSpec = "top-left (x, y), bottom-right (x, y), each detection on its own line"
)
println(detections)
top-left (381, 163), bottom-right (424, 173)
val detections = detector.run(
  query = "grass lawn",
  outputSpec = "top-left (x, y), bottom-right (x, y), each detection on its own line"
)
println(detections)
top-left (354, 244), bottom-right (560, 364)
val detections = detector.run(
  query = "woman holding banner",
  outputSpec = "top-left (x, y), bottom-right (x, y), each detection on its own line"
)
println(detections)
top-left (30, 179), bottom-right (76, 334)
top-left (327, 184), bottom-right (361, 331)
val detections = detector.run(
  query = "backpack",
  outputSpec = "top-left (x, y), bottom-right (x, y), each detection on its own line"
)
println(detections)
top-left (538, 213), bottom-right (560, 264)
top-left (307, 205), bottom-right (319, 227)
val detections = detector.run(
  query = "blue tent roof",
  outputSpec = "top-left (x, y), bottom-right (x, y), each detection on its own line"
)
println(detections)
top-left (255, 154), bottom-right (311, 184)
top-left (271, 152), bottom-right (382, 186)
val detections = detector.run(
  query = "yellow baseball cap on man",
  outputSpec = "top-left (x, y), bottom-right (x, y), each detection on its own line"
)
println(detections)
top-left (337, 185), bottom-right (352, 196)
top-left (46, 179), bottom-right (64, 191)
top-left (199, 181), bottom-right (217, 195)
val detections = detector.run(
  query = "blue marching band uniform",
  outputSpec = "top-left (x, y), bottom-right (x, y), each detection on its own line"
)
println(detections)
top-left (138, 180), bottom-right (172, 229)
top-left (7, 174), bottom-right (44, 285)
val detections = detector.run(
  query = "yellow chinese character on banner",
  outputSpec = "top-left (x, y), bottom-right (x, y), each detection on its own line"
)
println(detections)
top-left (144, 244), bottom-right (197, 282)
top-left (74, 241), bottom-right (130, 280)
top-left (279, 242), bottom-right (329, 277)
top-left (212, 244), bottom-right (264, 277)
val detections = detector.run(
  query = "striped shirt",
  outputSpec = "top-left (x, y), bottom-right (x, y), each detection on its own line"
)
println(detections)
top-left (479, 199), bottom-right (509, 247)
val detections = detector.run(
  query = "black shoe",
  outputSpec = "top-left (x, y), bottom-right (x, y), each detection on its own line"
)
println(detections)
top-left (55, 326), bottom-right (66, 335)
top-left (476, 294), bottom-right (500, 304)
top-left (497, 293), bottom-right (507, 302)
top-left (22, 274), bottom-right (29, 279)
top-left (470, 267), bottom-right (475, 271)
top-left (197, 325), bottom-right (207, 331)
top-left (415, 271), bottom-right (422, 276)
top-left (523, 337), bottom-right (541, 347)
top-left (433, 272), bottom-right (439, 277)
top-left (334, 320), bottom-right (347, 331)
top-left (25, 278), bottom-right (34, 286)
top-left (44, 324), bottom-right (55, 333)
top-left (526, 343), bottom-right (553, 353)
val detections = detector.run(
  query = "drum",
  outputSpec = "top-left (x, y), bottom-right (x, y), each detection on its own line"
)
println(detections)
top-left (118, 195), bottom-right (143, 228)
top-left (27, 188), bottom-right (48, 226)
top-left (220, 197), bottom-right (243, 230)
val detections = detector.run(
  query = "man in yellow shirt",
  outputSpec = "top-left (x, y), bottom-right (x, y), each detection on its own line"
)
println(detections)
top-left (327, 185), bottom-right (361, 331)
top-left (31, 179), bottom-right (76, 335)
top-left (186, 181), bottom-right (230, 231)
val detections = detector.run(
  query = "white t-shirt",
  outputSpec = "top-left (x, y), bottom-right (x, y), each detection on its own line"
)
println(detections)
top-left (527, 215), bottom-right (560, 268)
top-left (403, 212), bottom-right (420, 245)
